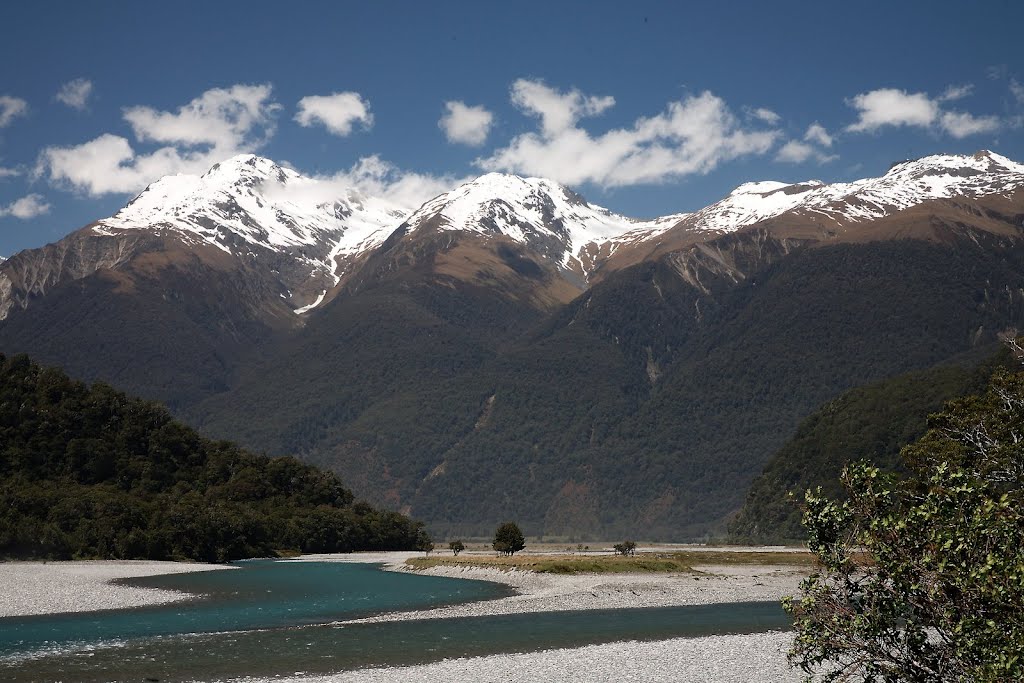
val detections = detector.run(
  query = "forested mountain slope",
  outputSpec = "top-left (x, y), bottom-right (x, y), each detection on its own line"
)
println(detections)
top-left (728, 350), bottom-right (1014, 543)
top-left (0, 354), bottom-right (428, 561)
top-left (2, 151), bottom-right (1023, 540)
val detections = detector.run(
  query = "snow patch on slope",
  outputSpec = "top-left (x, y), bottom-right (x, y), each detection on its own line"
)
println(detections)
top-left (97, 155), bottom-right (409, 300)
top-left (79, 149), bottom-right (1024, 306)
top-left (402, 172), bottom-right (689, 275)
top-left (676, 150), bottom-right (1024, 235)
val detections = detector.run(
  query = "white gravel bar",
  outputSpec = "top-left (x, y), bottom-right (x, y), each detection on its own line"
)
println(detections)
top-left (2, 551), bottom-right (809, 682)
top-left (0, 560), bottom-right (232, 617)
top-left (239, 632), bottom-right (801, 683)
top-left (294, 551), bottom-right (807, 623)
top-left (259, 550), bottom-right (809, 683)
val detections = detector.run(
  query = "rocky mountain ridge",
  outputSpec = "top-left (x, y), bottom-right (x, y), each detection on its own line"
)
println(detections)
top-left (5, 150), bottom-right (1021, 323)
top-left (2, 149), bottom-right (1024, 540)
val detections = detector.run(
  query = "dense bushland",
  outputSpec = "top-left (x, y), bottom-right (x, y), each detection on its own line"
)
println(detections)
top-left (0, 354), bottom-right (429, 562)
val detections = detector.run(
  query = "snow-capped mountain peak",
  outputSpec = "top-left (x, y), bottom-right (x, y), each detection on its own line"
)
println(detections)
top-left (202, 153), bottom-right (292, 185)
top-left (681, 179), bottom-right (829, 234)
top-left (64, 150), bottom-right (1024, 313)
top-left (885, 149), bottom-right (1024, 179)
top-left (670, 150), bottom-right (1024, 236)
top-left (788, 150), bottom-right (1024, 224)
top-left (400, 172), bottom-right (688, 277)
top-left (102, 154), bottom-right (407, 254)
top-left (93, 155), bottom-right (410, 310)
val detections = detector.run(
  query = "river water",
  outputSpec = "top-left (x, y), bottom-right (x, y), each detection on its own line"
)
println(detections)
top-left (0, 560), bottom-right (790, 682)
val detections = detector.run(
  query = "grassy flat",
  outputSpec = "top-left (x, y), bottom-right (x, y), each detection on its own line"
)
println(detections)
top-left (406, 550), bottom-right (816, 575)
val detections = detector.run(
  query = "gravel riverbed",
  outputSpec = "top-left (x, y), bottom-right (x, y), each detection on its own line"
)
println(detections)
top-left (1, 551), bottom-right (810, 682)
top-left (0, 560), bottom-right (232, 617)
top-left (294, 551), bottom-right (807, 623)
top-left (263, 551), bottom-right (809, 683)
top-left (239, 631), bottom-right (801, 683)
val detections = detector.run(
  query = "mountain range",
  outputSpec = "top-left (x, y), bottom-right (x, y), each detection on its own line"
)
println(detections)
top-left (2, 150), bottom-right (1023, 539)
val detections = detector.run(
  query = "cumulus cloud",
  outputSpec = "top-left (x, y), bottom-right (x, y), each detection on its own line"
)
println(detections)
top-left (775, 141), bottom-right (817, 164)
top-left (776, 122), bottom-right (836, 165)
top-left (776, 141), bottom-right (836, 164)
top-left (315, 155), bottom-right (467, 210)
top-left (748, 107), bottom-right (781, 124)
top-left (846, 86), bottom-right (1001, 138)
top-left (37, 84), bottom-right (281, 196)
top-left (938, 111), bottom-right (1001, 138)
top-left (509, 79), bottom-right (616, 137)
top-left (938, 84), bottom-right (973, 102)
top-left (439, 101), bottom-right (494, 146)
top-left (125, 84), bottom-right (280, 148)
top-left (803, 122), bottom-right (833, 147)
top-left (0, 193), bottom-right (50, 219)
top-left (846, 89), bottom-right (938, 132)
top-left (55, 78), bottom-right (94, 110)
top-left (0, 96), bottom-right (28, 128)
top-left (478, 79), bottom-right (779, 187)
top-left (294, 92), bottom-right (373, 137)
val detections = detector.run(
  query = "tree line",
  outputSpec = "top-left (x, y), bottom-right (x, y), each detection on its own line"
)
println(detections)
top-left (790, 361), bottom-right (1024, 681)
top-left (0, 354), bottom-right (430, 562)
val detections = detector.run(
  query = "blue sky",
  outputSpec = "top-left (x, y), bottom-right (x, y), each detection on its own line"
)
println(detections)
top-left (0, 0), bottom-right (1022, 255)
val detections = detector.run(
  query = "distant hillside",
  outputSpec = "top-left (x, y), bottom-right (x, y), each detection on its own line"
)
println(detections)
top-left (728, 350), bottom-right (1014, 544)
top-left (0, 354), bottom-right (429, 562)
top-left (191, 235), bottom-right (1024, 540)
top-left (2, 151), bottom-right (1024, 540)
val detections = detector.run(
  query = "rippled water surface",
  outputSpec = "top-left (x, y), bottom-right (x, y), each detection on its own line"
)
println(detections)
top-left (0, 560), bottom-right (789, 682)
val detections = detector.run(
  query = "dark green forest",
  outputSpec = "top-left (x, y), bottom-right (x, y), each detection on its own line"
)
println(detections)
top-left (5, 229), bottom-right (1024, 541)
top-left (729, 350), bottom-right (1015, 543)
top-left (0, 354), bottom-right (429, 562)
top-left (193, 237), bottom-right (1024, 539)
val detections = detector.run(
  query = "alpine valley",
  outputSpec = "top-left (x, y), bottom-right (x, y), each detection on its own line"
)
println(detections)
top-left (3, 150), bottom-right (1024, 540)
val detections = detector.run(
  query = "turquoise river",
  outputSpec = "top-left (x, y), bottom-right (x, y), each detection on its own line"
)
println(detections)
top-left (0, 560), bottom-right (791, 682)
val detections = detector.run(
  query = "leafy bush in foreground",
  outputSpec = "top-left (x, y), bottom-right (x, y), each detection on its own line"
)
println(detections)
top-left (787, 367), bottom-right (1024, 682)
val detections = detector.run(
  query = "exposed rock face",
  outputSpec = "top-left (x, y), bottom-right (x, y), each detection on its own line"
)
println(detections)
top-left (3, 151), bottom-right (1024, 539)
top-left (0, 228), bottom-right (148, 320)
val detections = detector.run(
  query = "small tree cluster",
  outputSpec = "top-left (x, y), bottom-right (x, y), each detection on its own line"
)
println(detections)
top-left (492, 521), bottom-right (525, 556)
top-left (448, 539), bottom-right (465, 556)
top-left (415, 533), bottom-right (434, 557)
top-left (613, 540), bottom-right (637, 556)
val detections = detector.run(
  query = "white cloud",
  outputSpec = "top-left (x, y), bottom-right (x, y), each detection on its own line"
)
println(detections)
top-left (0, 193), bottom-right (50, 219)
top-left (294, 92), bottom-right (372, 137)
top-left (775, 122), bottom-right (837, 165)
top-left (55, 78), bottom-right (94, 110)
top-left (125, 84), bottom-right (280, 148)
top-left (749, 107), bottom-right (781, 124)
top-left (803, 122), bottom-right (833, 147)
top-left (939, 111), bottom-right (1001, 138)
top-left (1011, 79), bottom-right (1024, 105)
top-left (509, 79), bottom-right (615, 136)
top-left (0, 166), bottom-right (19, 178)
top-left (775, 141), bottom-right (815, 164)
top-left (478, 80), bottom-right (779, 187)
top-left (314, 155), bottom-right (467, 210)
top-left (262, 155), bottom-right (465, 212)
top-left (846, 89), bottom-right (939, 132)
top-left (0, 96), bottom-right (28, 128)
top-left (37, 84), bottom-right (281, 196)
top-left (775, 140), bottom-right (836, 164)
top-left (846, 86), bottom-right (1002, 138)
top-left (938, 84), bottom-right (973, 102)
top-left (439, 101), bottom-right (493, 146)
